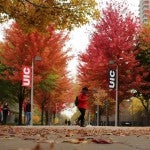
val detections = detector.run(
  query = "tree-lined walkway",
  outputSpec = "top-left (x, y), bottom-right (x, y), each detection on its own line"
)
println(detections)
top-left (0, 126), bottom-right (150, 150)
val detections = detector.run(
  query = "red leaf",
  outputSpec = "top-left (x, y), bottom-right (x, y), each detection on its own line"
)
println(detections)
top-left (92, 139), bottom-right (112, 144)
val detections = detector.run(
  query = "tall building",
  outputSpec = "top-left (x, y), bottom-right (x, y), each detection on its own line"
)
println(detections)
top-left (139, 0), bottom-right (150, 23)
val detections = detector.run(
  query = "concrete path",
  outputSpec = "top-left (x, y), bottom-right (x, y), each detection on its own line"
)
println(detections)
top-left (0, 126), bottom-right (150, 150)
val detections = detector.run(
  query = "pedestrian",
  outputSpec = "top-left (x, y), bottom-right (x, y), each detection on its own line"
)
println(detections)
top-left (25, 99), bottom-right (31, 125)
top-left (68, 120), bottom-right (71, 126)
top-left (65, 119), bottom-right (68, 125)
top-left (0, 102), bottom-right (3, 124)
top-left (76, 87), bottom-right (89, 127)
top-left (2, 102), bottom-right (10, 125)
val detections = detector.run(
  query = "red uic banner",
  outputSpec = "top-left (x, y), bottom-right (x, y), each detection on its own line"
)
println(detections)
top-left (22, 66), bottom-right (31, 87)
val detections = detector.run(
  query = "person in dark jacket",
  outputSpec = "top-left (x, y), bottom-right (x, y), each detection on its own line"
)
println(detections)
top-left (76, 87), bottom-right (88, 127)
top-left (0, 102), bottom-right (3, 124)
top-left (25, 99), bottom-right (31, 125)
top-left (2, 102), bottom-right (10, 125)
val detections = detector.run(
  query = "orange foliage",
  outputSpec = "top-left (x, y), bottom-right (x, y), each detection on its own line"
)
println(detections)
top-left (33, 115), bottom-right (40, 124)
top-left (0, 22), bottom-right (73, 121)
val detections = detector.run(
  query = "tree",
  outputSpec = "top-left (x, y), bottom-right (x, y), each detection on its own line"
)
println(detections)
top-left (0, 23), bottom-right (71, 124)
top-left (78, 2), bottom-right (140, 121)
top-left (0, 64), bottom-right (18, 105)
top-left (0, 0), bottom-right (99, 32)
top-left (129, 97), bottom-right (144, 116)
top-left (135, 19), bottom-right (150, 125)
top-left (35, 71), bottom-right (73, 125)
top-left (90, 88), bottom-right (114, 125)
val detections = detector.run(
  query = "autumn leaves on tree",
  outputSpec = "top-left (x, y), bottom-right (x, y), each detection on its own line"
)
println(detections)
top-left (79, 2), bottom-right (140, 100)
top-left (0, 0), bottom-right (99, 32)
top-left (0, 23), bottom-right (73, 124)
top-left (78, 2), bottom-right (149, 124)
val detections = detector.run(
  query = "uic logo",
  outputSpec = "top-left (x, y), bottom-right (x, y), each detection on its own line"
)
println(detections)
top-left (109, 70), bottom-right (116, 89)
top-left (22, 66), bottom-right (31, 87)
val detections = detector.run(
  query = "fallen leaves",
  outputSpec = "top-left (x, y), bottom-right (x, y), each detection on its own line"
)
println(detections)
top-left (92, 138), bottom-right (112, 144)
top-left (0, 126), bottom-right (150, 138)
top-left (63, 137), bottom-right (112, 144)
top-left (63, 139), bottom-right (84, 144)
top-left (0, 126), bottom-right (150, 150)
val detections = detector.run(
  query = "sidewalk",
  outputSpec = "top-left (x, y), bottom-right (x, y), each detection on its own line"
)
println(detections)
top-left (0, 126), bottom-right (150, 150)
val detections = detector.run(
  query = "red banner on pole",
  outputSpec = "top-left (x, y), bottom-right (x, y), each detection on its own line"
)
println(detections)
top-left (22, 66), bottom-right (31, 87)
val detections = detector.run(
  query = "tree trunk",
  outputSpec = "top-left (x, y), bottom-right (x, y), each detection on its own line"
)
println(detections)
top-left (105, 101), bottom-right (109, 126)
top-left (18, 85), bottom-right (26, 125)
top-left (41, 105), bottom-right (44, 125)
top-left (45, 111), bottom-right (48, 125)
top-left (106, 114), bottom-right (109, 126)
top-left (145, 109), bottom-right (150, 126)
top-left (18, 97), bottom-right (23, 125)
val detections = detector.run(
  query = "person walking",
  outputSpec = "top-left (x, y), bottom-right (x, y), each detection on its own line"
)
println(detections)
top-left (23, 99), bottom-right (27, 124)
top-left (0, 102), bottom-right (3, 124)
top-left (2, 102), bottom-right (10, 125)
top-left (76, 87), bottom-right (88, 127)
top-left (25, 99), bottom-right (31, 125)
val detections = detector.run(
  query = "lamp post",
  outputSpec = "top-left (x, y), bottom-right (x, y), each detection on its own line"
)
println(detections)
top-left (109, 60), bottom-right (119, 126)
top-left (130, 89), bottom-right (137, 126)
top-left (115, 64), bottom-right (119, 126)
top-left (30, 56), bottom-right (42, 126)
top-left (96, 105), bottom-right (100, 126)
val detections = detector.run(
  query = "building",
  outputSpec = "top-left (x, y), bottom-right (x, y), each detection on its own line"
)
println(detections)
top-left (139, 0), bottom-right (150, 23)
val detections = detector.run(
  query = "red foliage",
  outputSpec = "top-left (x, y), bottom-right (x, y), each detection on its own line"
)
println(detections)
top-left (78, 2), bottom-right (141, 102)
top-left (0, 23), bottom-right (73, 122)
top-left (0, 23), bottom-right (69, 84)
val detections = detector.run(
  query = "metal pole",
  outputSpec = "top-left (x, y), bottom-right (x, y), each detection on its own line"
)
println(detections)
top-left (30, 56), bottom-right (41, 126)
top-left (132, 99), bottom-right (134, 126)
top-left (97, 105), bottom-right (99, 126)
top-left (115, 65), bottom-right (119, 126)
top-left (88, 111), bottom-right (91, 125)
top-left (30, 58), bottom-right (34, 126)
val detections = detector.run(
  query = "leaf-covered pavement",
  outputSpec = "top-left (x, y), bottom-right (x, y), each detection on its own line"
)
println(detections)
top-left (0, 126), bottom-right (150, 150)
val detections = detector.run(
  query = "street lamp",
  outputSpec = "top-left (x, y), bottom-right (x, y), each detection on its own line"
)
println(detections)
top-left (109, 60), bottom-right (119, 126)
top-left (130, 89), bottom-right (137, 126)
top-left (30, 56), bottom-right (42, 126)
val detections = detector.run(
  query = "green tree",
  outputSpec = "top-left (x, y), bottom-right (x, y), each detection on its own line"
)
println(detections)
top-left (0, 62), bottom-right (19, 104)
top-left (35, 73), bottom-right (59, 125)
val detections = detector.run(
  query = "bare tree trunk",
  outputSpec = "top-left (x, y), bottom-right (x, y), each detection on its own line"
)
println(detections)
top-left (41, 105), bottom-right (44, 125)
top-left (41, 98), bottom-right (47, 125)
top-left (18, 86), bottom-right (26, 125)
top-left (45, 111), bottom-right (48, 125)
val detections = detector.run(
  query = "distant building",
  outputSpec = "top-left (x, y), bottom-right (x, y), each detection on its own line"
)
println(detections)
top-left (139, 0), bottom-right (150, 23)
